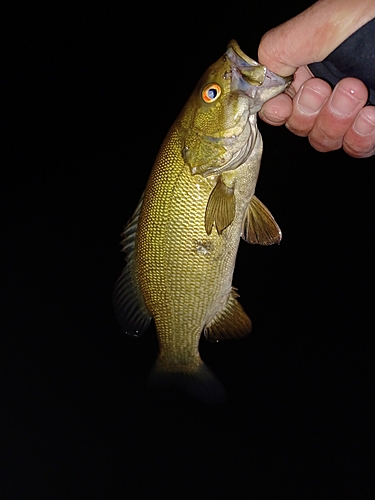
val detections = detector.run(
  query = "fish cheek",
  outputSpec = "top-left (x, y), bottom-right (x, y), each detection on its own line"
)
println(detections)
top-left (193, 101), bottom-right (228, 136)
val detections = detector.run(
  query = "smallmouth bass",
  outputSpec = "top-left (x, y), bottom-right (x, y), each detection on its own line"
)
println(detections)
top-left (114, 40), bottom-right (292, 403)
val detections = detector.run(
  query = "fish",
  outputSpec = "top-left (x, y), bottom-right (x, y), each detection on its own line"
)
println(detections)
top-left (113, 40), bottom-right (292, 403)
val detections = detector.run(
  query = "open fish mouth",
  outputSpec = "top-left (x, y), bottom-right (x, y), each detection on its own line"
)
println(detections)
top-left (227, 40), bottom-right (267, 85)
top-left (226, 40), bottom-right (293, 112)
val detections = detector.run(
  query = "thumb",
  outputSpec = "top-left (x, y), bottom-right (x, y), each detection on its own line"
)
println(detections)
top-left (258, 0), bottom-right (375, 77)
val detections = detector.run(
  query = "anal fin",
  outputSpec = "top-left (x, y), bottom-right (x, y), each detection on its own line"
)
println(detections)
top-left (205, 176), bottom-right (236, 235)
top-left (204, 288), bottom-right (251, 342)
top-left (242, 195), bottom-right (281, 245)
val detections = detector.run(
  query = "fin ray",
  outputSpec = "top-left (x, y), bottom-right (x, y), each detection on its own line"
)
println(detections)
top-left (204, 288), bottom-right (252, 342)
top-left (205, 177), bottom-right (236, 235)
top-left (113, 194), bottom-right (152, 337)
top-left (242, 195), bottom-right (281, 245)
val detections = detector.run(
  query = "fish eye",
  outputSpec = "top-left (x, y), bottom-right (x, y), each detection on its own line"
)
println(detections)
top-left (201, 83), bottom-right (221, 103)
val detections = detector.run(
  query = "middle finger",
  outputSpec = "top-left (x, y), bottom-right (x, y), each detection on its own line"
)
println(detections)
top-left (308, 78), bottom-right (369, 152)
top-left (286, 78), bottom-right (332, 137)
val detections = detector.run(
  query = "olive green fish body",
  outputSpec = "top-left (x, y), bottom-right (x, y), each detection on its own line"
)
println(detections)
top-left (137, 123), bottom-right (261, 357)
top-left (114, 41), bottom-right (292, 403)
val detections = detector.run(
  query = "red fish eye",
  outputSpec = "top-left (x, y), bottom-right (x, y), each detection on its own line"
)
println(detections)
top-left (202, 83), bottom-right (221, 103)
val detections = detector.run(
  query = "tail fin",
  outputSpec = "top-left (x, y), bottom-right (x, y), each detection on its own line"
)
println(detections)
top-left (148, 359), bottom-right (227, 404)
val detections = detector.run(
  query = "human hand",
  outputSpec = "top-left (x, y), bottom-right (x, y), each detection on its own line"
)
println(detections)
top-left (258, 0), bottom-right (375, 158)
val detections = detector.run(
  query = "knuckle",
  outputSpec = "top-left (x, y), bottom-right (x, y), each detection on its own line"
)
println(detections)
top-left (343, 129), bottom-right (375, 158)
top-left (343, 141), bottom-right (375, 158)
top-left (309, 128), bottom-right (342, 152)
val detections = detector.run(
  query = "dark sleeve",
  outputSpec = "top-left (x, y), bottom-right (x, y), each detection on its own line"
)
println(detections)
top-left (308, 18), bottom-right (375, 105)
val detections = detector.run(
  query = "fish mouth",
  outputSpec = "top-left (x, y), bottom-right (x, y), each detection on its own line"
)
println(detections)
top-left (227, 40), bottom-right (265, 84)
top-left (226, 40), bottom-right (293, 112)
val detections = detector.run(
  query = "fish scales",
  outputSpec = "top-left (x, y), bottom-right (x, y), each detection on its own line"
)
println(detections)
top-left (139, 130), bottom-right (235, 351)
top-left (114, 40), bottom-right (292, 403)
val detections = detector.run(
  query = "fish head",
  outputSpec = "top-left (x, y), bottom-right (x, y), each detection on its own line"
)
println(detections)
top-left (181, 40), bottom-right (293, 176)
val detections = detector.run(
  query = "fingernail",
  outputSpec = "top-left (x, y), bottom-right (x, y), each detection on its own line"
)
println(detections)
top-left (330, 87), bottom-right (361, 117)
top-left (297, 87), bottom-right (327, 115)
top-left (353, 111), bottom-right (375, 136)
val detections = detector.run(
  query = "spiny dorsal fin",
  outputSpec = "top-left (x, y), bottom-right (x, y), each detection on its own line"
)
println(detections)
top-left (205, 177), bottom-right (236, 235)
top-left (242, 195), bottom-right (281, 245)
top-left (113, 194), bottom-right (152, 337)
top-left (204, 288), bottom-right (252, 342)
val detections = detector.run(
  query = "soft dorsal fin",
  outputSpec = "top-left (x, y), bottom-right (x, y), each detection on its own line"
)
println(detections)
top-left (205, 176), bottom-right (236, 235)
top-left (204, 288), bottom-right (251, 342)
top-left (113, 194), bottom-right (152, 337)
top-left (242, 195), bottom-right (281, 245)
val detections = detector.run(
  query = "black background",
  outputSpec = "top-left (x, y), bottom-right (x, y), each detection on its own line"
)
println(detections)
top-left (2, 2), bottom-right (375, 498)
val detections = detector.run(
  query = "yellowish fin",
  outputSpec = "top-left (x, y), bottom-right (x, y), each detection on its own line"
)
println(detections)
top-left (242, 195), bottom-right (282, 245)
top-left (205, 176), bottom-right (236, 235)
top-left (148, 359), bottom-right (227, 404)
top-left (204, 288), bottom-right (251, 342)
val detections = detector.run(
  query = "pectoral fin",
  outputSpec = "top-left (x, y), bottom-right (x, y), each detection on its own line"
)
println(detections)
top-left (242, 195), bottom-right (281, 245)
top-left (204, 288), bottom-right (251, 342)
top-left (205, 177), bottom-right (236, 235)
